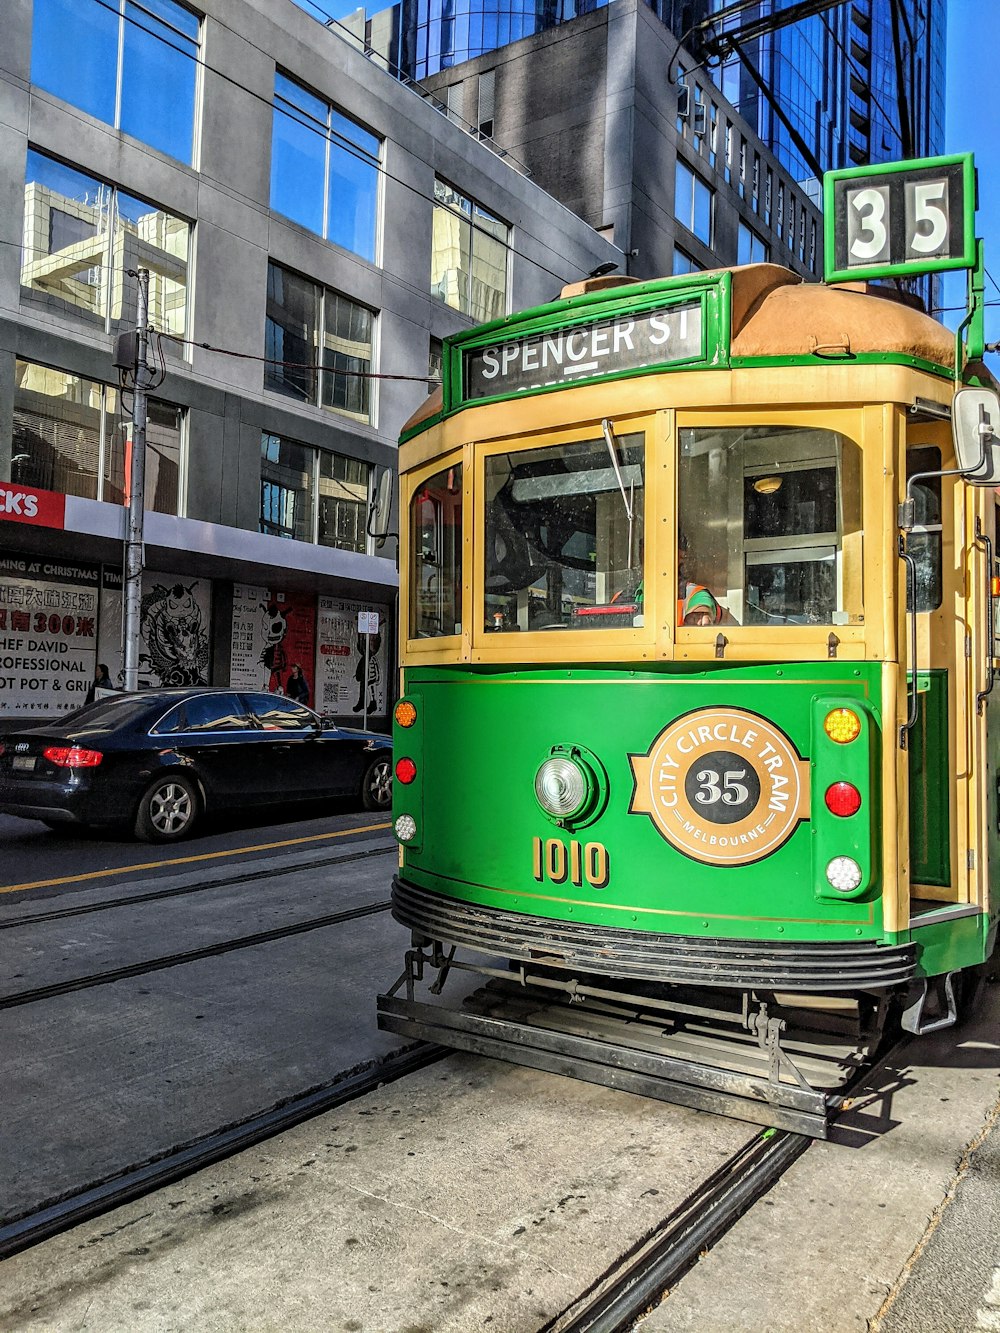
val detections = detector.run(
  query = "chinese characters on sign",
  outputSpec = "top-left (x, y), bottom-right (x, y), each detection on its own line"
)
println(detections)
top-left (316, 597), bottom-right (389, 717)
top-left (230, 584), bottom-right (317, 703)
top-left (0, 557), bottom-right (98, 715)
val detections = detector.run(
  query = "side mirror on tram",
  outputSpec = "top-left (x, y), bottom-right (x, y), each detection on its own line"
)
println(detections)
top-left (367, 466), bottom-right (395, 544)
top-left (953, 387), bottom-right (1000, 485)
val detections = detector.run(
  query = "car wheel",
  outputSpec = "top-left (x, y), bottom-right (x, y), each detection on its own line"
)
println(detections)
top-left (134, 774), bottom-right (200, 842)
top-left (361, 754), bottom-right (392, 811)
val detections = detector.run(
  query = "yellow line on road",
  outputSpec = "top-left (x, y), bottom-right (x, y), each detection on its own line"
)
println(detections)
top-left (0, 822), bottom-right (393, 895)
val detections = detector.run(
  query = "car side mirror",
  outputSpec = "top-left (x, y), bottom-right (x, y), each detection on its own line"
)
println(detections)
top-left (953, 387), bottom-right (1000, 485)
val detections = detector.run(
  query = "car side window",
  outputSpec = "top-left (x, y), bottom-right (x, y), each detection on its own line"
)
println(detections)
top-left (155, 694), bottom-right (253, 733)
top-left (244, 693), bottom-right (318, 731)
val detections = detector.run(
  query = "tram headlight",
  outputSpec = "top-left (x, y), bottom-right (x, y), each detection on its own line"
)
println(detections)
top-left (394, 814), bottom-right (417, 843)
top-left (535, 754), bottom-right (590, 820)
top-left (823, 708), bottom-right (861, 744)
top-left (826, 856), bottom-right (863, 893)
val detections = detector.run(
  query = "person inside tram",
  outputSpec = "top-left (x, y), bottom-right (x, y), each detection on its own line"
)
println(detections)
top-left (677, 533), bottom-right (722, 626)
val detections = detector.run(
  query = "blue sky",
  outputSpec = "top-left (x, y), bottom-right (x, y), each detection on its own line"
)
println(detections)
top-left (944, 0), bottom-right (998, 369)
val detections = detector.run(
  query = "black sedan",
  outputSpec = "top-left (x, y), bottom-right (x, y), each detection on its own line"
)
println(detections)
top-left (0, 688), bottom-right (393, 842)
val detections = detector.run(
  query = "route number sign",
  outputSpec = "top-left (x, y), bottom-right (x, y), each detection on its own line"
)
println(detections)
top-left (823, 154), bottom-right (975, 284)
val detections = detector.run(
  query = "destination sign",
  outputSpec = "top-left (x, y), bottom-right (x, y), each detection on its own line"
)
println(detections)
top-left (463, 302), bottom-right (703, 401)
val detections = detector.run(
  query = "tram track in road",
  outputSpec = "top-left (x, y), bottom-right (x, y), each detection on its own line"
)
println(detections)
top-left (0, 1042), bottom-right (448, 1263)
top-left (0, 895), bottom-right (393, 1010)
top-left (0, 840), bottom-right (395, 929)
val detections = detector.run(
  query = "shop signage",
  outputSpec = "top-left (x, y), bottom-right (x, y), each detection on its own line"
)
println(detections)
top-left (316, 597), bottom-right (389, 717)
top-left (230, 584), bottom-right (317, 703)
top-left (0, 483), bottom-right (66, 529)
top-left (0, 558), bottom-right (99, 716)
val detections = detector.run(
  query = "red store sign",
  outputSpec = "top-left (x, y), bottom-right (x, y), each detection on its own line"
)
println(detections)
top-left (0, 483), bottom-right (66, 529)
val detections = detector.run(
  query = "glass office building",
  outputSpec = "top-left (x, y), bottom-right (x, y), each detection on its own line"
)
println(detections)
top-left (399, 0), bottom-right (945, 194)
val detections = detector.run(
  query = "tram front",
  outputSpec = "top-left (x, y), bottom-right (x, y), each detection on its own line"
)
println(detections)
top-left (379, 263), bottom-right (997, 1135)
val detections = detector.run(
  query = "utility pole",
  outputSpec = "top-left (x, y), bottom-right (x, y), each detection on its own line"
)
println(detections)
top-left (122, 267), bottom-right (150, 692)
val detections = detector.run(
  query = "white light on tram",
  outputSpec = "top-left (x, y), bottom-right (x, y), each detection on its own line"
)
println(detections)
top-left (394, 814), bottom-right (417, 843)
top-left (826, 856), bottom-right (863, 893)
top-left (534, 755), bottom-right (588, 819)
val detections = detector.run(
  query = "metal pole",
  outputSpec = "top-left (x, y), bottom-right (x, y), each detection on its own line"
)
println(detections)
top-left (123, 268), bottom-right (150, 692)
top-left (362, 626), bottom-right (371, 730)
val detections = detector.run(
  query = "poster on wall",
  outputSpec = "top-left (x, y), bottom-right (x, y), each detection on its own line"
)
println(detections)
top-left (98, 568), bottom-right (213, 689)
top-left (0, 556), bottom-right (99, 717)
top-left (230, 584), bottom-right (317, 704)
top-left (315, 597), bottom-right (390, 719)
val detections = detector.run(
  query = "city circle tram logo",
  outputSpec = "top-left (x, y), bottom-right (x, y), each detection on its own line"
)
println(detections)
top-left (628, 707), bottom-right (810, 866)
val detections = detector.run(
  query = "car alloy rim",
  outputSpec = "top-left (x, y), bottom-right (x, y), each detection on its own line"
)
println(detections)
top-left (369, 760), bottom-right (392, 806)
top-left (149, 781), bottom-right (193, 834)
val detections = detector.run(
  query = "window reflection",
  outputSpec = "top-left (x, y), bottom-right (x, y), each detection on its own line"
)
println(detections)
top-left (265, 262), bottom-right (374, 424)
top-left (259, 430), bottom-right (369, 551)
top-left (411, 462), bottom-right (463, 638)
top-left (678, 425), bottom-right (862, 627)
top-left (906, 445), bottom-right (942, 613)
top-left (11, 359), bottom-right (183, 512)
top-left (31, 0), bottom-right (198, 165)
top-left (431, 179), bottom-right (508, 322)
top-left (22, 151), bottom-right (190, 337)
top-left (245, 693), bottom-right (317, 730)
top-left (270, 73), bottom-right (381, 263)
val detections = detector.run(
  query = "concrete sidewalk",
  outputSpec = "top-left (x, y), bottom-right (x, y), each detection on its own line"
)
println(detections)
top-left (639, 982), bottom-right (1000, 1332)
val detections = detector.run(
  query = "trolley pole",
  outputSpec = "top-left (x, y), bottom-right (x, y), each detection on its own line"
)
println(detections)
top-left (123, 267), bottom-right (151, 693)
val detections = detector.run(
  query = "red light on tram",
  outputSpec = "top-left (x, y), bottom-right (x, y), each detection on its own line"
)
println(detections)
top-left (43, 745), bottom-right (103, 768)
top-left (395, 757), bottom-right (417, 785)
top-left (825, 781), bottom-right (861, 817)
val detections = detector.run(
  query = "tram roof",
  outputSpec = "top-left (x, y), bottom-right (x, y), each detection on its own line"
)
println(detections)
top-left (402, 263), bottom-right (960, 441)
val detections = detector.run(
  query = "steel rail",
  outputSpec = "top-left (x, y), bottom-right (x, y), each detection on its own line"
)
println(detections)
top-left (542, 1127), bottom-right (809, 1333)
top-left (542, 1037), bottom-right (906, 1332)
top-left (0, 1042), bottom-right (446, 1262)
top-left (0, 842), bottom-right (394, 930)
top-left (0, 899), bottom-right (392, 1010)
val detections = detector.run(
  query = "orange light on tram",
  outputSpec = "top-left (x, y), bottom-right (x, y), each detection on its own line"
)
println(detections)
top-left (823, 708), bottom-right (861, 744)
top-left (395, 700), bottom-right (417, 728)
top-left (992, 575), bottom-right (1000, 598)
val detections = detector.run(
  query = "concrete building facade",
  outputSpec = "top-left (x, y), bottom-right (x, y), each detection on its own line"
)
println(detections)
top-left (419, 0), bottom-right (825, 284)
top-left (0, 0), bottom-right (617, 722)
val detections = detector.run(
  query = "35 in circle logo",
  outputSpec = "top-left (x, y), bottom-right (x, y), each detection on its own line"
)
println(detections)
top-left (628, 707), bottom-right (810, 865)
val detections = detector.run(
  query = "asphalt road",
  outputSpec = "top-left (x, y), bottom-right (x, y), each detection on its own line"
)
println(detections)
top-left (0, 801), bottom-right (392, 896)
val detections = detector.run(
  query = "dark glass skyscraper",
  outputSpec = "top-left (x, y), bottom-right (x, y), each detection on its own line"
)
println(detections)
top-left (400, 0), bottom-right (946, 195)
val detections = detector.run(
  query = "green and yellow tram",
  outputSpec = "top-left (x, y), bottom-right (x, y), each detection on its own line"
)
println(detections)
top-left (377, 249), bottom-right (1000, 1134)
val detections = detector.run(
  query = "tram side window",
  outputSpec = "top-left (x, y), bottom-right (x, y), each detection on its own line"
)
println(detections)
top-left (410, 463), bottom-right (463, 638)
top-left (678, 426), bottom-right (863, 627)
top-left (483, 434), bottom-right (645, 631)
top-left (905, 446), bottom-right (942, 613)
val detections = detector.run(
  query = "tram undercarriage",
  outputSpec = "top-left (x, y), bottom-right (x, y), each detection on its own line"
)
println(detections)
top-left (377, 919), bottom-right (903, 1140)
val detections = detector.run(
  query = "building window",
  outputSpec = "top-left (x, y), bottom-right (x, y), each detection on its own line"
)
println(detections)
top-left (270, 73), bottom-right (381, 264)
top-left (260, 431), bottom-right (369, 552)
top-left (673, 247), bottom-right (701, 276)
top-left (31, 0), bottom-right (199, 165)
top-left (22, 151), bottom-right (190, 337)
top-left (428, 337), bottom-right (443, 384)
top-left (737, 221), bottom-right (768, 265)
top-left (11, 359), bottom-right (183, 513)
top-left (264, 262), bottom-right (375, 425)
top-left (431, 179), bottom-right (509, 323)
top-left (674, 161), bottom-right (712, 246)
top-left (478, 70), bottom-right (495, 138)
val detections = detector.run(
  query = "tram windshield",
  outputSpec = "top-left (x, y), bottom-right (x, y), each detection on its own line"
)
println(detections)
top-left (411, 462), bottom-right (463, 638)
top-left (483, 433), bottom-right (645, 631)
top-left (678, 426), bottom-right (862, 627)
